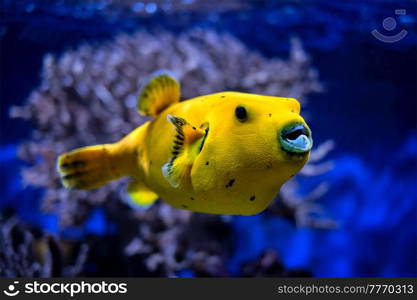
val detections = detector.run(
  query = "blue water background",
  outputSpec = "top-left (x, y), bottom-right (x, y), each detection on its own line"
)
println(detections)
top-left (1, 1), bottom-right (416, 277)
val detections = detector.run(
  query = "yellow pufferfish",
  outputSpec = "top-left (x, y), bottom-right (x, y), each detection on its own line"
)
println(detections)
top-left (57, 71), bottom-right (313, 215)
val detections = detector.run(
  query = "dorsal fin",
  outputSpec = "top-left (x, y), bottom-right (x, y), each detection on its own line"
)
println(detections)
top-left (162, 115), bottom-right (208, 188)
top-left (137, 71), bottom-right (180, 117)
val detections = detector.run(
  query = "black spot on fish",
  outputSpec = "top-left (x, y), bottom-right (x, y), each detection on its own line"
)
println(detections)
top-left (110, 165), bottom-right (120, 177)
top-left (182, 204), bottom-right (188, 208)
top-left (268, 113), bottom-right (272, 117)
top-left (176, 135), bottom-right (184, 141)
top-left (192, 126), bottom-right (196, 130)
top-left (249, 196), bottom-right (256, 201)
top-left (150, 161), bottom-right (153, 165)
top-left (205, 161), bottom-right (209, 165)
top-left (173, 146), bottom-right (180, 150)
top-left (172, 151), bottom-right (179, 156)
top-left (266, 162), bottom-right (272, 169)
top-left (226, 179), bottom-right (235, 188)
top-left (220, 95), bottom-right (225, 98)
top-left (190, 197), bottom-right (195, 200)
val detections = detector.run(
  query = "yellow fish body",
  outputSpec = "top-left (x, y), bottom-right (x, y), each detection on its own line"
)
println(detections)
top-left (57, 71), bottom-right (313, 215)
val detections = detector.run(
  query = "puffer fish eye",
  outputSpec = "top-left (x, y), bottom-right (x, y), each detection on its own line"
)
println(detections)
top-left (235, 106), bottom-right (248, 122)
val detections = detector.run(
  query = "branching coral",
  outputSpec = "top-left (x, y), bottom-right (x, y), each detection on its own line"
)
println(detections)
top-left (0, 214), bottom-right (88, 277)
top-left (241, 249), bottom-right (312, 277)
top-left (10, 29), bottom-right (331, 276)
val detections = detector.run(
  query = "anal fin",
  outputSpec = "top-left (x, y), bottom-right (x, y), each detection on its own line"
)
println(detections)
top-left (127, 180), bottom-right (159, 207)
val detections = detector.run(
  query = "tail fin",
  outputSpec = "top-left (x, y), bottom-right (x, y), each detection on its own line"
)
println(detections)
top-left (57, 144), bottom-right (122, 190)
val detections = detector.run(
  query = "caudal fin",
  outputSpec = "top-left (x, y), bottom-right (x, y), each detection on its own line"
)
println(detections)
top-left (57, 144), bottom-right (122, 190)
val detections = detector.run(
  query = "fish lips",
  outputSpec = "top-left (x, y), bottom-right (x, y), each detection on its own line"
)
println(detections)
top-left (279, 123), bottom-right (313, 155)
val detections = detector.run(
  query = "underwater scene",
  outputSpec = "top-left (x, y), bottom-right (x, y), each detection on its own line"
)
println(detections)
top-left (1, 0), bottom-right (416, 278)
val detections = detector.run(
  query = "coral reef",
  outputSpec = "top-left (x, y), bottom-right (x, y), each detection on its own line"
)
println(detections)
top-left (10, 29), bottom-right (331, 276)
top-left (240, 249), bottom-right (311, 277)
top-left (0, 213), bottom-right (88, 277)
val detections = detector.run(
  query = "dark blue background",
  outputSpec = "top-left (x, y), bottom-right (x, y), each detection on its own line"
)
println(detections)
top-left (1, 0), bottom-right (416, 277)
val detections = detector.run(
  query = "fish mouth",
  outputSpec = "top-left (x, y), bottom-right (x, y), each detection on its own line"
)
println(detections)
top-left (279, 123), bottom-right (313, 154)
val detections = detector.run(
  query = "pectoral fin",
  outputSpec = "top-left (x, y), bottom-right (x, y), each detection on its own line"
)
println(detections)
top-left (137, 71), bottom-right (180, 117)
top-left (162, 115), bottom-right (207, 188)
top-left (127, 180), bottom-right (159, 207)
